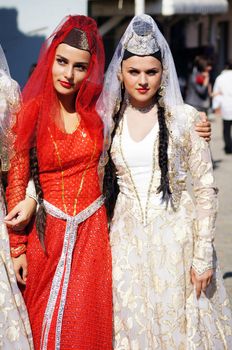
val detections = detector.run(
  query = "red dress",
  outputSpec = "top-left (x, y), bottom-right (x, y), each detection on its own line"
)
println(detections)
top-left (7, 119), bottom-right (112, 349)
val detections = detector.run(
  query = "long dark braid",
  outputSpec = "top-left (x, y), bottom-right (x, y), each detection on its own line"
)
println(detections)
top-left (156, 101), bottom-right (171, 201)
top-left (103, 91), bottom-right (127, 220)
top-left (29, 147), bottom-right (47, 251)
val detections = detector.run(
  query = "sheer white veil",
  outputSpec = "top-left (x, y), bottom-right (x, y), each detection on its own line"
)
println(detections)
top-left (0, 45), bottom-right (21, 170)
top-left (96, 14), bottom-right (184, 165)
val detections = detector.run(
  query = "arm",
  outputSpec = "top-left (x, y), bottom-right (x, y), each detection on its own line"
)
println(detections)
top-left (6, 150), bottom-right (31, 257)
top-left (5, 98), bottom-right (39, 257)
top-left (5, 179), bottom-right (37, 230)
top-left (212, 78), bottom-right (222, 116)
top-left (187, 108), bottom-right (218, 294)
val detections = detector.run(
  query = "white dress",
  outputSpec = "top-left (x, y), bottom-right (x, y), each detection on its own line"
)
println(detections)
top-left (0, 182), bottom-right (33, 349)
top-left (110, 106), bottom-right (232, 349)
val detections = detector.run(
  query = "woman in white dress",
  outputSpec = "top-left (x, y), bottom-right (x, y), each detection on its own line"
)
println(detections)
top-left (97, 15), bottom-right (232, 349)
top-left (0, 45), bottom-right (34, 349)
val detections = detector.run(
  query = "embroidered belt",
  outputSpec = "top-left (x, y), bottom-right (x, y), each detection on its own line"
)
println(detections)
top-left (41, 195), bottom-right (105, 350)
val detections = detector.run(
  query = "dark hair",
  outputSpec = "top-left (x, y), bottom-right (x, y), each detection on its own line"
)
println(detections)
top-left (29, 147), bottom-right (47, 251)
top-left (103, 90), bottom-right (126, 220)
top-left (103, 89), bottom-right (171, 220)
top-left (156, 96), bottom-right (171, 200)
top-left (194, 56), bottom-right (212, 72)
top-left (225, 60), bottom-right (232, 70)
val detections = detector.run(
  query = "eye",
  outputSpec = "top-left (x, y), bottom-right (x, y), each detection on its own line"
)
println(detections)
top-left (146, 69), bottom-right (159, 76)
top-left (128, 69), bottom-right (139, 76)
top-left (56, 57), bottom-right (67, 65)
top-left (74, 64), bottom-right (88, 72)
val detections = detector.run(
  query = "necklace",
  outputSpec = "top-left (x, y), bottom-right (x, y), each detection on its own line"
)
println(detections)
top-left (126, 98), bottom-right (157, 114)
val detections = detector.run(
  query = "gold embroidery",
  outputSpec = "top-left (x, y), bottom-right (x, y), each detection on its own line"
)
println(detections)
top-left (48, 127), bottom-right (96, 216)
top-left (48, 127), bottom-right (68, 213)
top-left (73, 139), bottom-right (97, 216)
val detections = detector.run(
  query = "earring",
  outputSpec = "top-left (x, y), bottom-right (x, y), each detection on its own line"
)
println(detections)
top-left (158, 85), bottom-right (165, 96)
top-left (157, 85), bottom-right (165, 107)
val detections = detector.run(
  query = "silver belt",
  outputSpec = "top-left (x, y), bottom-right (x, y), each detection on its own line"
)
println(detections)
top-left (40, 195), bottom-right (105, 350)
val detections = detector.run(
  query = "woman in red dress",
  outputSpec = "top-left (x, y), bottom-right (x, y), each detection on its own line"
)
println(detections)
top-left (6, 15), bottom-right (112, 350)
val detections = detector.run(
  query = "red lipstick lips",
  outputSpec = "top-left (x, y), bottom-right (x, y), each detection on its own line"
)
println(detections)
top-left (60, 81), bottom-right (72, 89)
top-left (137, 88), bottom-right (149, 94)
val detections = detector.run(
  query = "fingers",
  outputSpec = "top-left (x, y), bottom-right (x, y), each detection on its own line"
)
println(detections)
top-left (4, 206), bottom-right (20, 221)
top-left (190, 268), bottom-right (213, 299)
top-left (201, 280), bottom-right (208, 293)
top-left (22, 264), bottom-right (28, 284)
top-left (4, 215), bottom-right (27, 230)
top-left (15, 271), bottom-right (26, 285)
top-left (13, 257), bottom-right (27, 285)
top-left (195, 280), bottom-right (202, 299)
top-left (4, 218), bottom-right (22, 228)
top-left (198, 112), bottom-right (208, 122)
top-left (5, 199), bottom-right (36, 230)
top-left (191, 273), bottom-right (202, 299)
top-left (195, 121), bottom-right (211, 130)
top-left (195, 130), bottom-right (211, 137)
top-left (195, 121), bottom-right (211, 142)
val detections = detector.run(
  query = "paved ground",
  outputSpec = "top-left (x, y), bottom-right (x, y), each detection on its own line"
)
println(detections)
top-left (210, 115), bottom-right (232, 302)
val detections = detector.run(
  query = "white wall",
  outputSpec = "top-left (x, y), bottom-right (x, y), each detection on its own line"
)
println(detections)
top-left (0, 0), bottom-right (87, 85)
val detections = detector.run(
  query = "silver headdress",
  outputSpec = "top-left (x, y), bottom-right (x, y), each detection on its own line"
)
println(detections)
top-left (124, 20), bottom-right (160, 56)
top-left (0, 45), bottom-right (21, 170)
top-left (96, 14), bottom-right (184, 165)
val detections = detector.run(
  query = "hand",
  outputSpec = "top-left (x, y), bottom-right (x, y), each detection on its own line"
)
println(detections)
top-left (12, 253), bottom-right (27, 285)
top-left (190, 268), bottom-right (213, 299)
top-left (195, 112), bottom-right (211, 142)
top-left (5, 197), bottom-right (36, 231)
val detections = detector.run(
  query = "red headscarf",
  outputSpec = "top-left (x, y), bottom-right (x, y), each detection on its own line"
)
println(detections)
top-left (13, 15), bottom-right (105, 154)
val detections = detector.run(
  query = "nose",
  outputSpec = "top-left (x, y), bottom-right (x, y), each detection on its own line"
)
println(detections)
top-left (64, 65), bottom-right (74, 80)
top-left (138, 72), bottom-right (148, 86)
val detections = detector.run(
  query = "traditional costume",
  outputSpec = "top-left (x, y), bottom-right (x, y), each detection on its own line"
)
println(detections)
top-left (97, 14), bottom-right (232, 349)
top-left (6, 16), bottom-right (112, 350)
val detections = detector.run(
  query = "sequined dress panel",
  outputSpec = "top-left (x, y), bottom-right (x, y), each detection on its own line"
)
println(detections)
top-left (110, 105), bottom-right (232, 349)
top-left (7, 120), bottom-right (112, 350)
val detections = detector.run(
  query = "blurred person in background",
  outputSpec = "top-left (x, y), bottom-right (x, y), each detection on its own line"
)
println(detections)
top-left (185, 55), bottom-right (212, 113)
top-left (212, 60), bottom-right (232, 154)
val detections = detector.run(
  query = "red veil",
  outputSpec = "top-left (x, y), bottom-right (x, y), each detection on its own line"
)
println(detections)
top-left (13, 15), bottom-right (105, 155)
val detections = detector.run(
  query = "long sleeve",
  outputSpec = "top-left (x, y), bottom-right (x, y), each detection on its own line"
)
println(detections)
top-left (26, 178), bottom-right (37, 202)
top-left (6, 150), bottom-right (31, 257)
top-left (186, 108), bottom-right (218, 275)
top-left (6, 98), bottom-right (39, 257)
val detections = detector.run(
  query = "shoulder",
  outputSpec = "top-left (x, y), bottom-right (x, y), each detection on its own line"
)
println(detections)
top-left (170, 104), bottom-right (199, 126)
top-left (166, 104), bottom-right (198, 142)
top-left (183, 104), bottom-right (199, 125)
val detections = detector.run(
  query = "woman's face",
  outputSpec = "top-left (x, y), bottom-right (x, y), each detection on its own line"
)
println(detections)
top-left (121, 55), bottom-right (162, 108)
top-left (52, 43), bottom-right (91, 96)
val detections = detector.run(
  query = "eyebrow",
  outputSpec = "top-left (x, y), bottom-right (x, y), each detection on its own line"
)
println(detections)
top-left (128, 66), bottom-right (160, 70)
top-left (56, 54), bottom-right (89, 65)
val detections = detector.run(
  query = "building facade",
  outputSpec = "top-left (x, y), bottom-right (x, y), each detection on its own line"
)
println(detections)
top-left (89, 0), bottom-right (231, 79)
